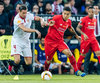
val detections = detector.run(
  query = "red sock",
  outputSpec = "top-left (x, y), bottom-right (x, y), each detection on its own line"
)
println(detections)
top-left (69, 55), bottom-right (78, 72)
top-left (97, 56), bottom-right (100, 64)
top-left (44, 61), bottom-right (50, 71)
top-left (77, 55), bottom-right (85, 70)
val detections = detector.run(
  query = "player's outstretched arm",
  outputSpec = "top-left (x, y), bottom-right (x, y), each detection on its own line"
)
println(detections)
top-left (76, 24), bottom-right (84, 35)
top-left (68, 26), bottom-right (81, 41)
top-left (43, 20), bottom-right (55, 27)
top-left (76, 24), bottom-right (88, 40)
top-left (18, 24), bottom-right (41, 38)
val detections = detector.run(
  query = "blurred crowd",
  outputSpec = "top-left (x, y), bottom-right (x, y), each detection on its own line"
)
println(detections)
top-left (0, 0), bottom-right (100, 36)
top-left (0, 0), bottom-right (100, 75)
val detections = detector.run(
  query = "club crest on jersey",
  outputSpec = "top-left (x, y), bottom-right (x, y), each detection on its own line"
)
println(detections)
top-left (17, 20), bottom-right (21, 24)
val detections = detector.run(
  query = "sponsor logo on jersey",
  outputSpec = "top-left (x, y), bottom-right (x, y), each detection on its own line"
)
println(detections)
top-left (57, 27), bottom-right (66, 32)
top-left (88, 26), bottom-right (95, 29)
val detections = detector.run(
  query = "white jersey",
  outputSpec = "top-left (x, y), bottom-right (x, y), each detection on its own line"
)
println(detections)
top-left (11, 12), bottom-right (34, 57)
top-left (12, 12), bottom-right (34, 45)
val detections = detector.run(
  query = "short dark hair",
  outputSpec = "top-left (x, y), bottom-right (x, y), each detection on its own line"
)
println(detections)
top-left (19, 5), bottom-right (27, 11)
top-left (63, 7), bottom-right (71, 12)
top-left (0, 2), bottom-right (4, 7)
top-left (88, 6), bottom-right (94, 10)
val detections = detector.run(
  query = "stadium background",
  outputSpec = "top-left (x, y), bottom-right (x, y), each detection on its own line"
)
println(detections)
top-left (0, 0), bottom-right (100, 76)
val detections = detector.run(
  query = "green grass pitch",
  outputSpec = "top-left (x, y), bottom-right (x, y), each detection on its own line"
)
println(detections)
top-left (0, 75), bottom-right (100, 83)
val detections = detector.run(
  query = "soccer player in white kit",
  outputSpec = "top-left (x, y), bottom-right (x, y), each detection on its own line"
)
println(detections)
top-left (11, 5), bottom-right (44, 79)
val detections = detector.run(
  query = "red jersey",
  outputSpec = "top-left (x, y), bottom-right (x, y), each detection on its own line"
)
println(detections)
top-left (45, 15), bottom-right (72, 41)
top-left (79, 16), bottom-right (97, 40)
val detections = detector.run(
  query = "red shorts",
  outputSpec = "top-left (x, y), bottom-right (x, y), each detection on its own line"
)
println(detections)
top-left (80, 38), bottom-right (100, 54)
top-left (45, 39), bottom-right (69, 61)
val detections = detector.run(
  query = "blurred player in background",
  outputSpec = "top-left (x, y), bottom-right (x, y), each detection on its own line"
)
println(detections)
top-left (76, 6), bottom-right (100, 72)
top-left (11, 5), bottom-right (44, 80)
top-left (44, 7), bottom-right (86, 77)
top-left (34, 36), bottom-right (46, 74)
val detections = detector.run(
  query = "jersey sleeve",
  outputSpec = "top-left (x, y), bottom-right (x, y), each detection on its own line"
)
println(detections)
top-left (48, 15), bottom-right (59, 22)
top-left (14, 17), bottom-right (23, 26)
top-left (48, 15), bottom-right (59, 28)
top-left (79, 17), bottom-right (85, 26)
top-left (68, 19), bottom-right (72, 28)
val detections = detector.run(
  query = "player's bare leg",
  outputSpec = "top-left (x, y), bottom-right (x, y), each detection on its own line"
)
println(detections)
top-left (44, 60), bottom-right (52, 71)
top-left (24, 57), bottom-right (32, 65)
top-left (62, 49), bottom-right (86, 77)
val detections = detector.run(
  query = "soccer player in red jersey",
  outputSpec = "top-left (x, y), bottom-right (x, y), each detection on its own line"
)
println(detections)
top-left (76, 6), bottom-right (100, 70)
top-left (44, 7), bottom-right (86, 77)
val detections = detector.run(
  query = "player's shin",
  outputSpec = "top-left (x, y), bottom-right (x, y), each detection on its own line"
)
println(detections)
top-left (77, 55), bottom-right (85, 70)
top-left (69, 55), bottom-right (78, 72)
top-left (44, 61), bottom-right (50, 71)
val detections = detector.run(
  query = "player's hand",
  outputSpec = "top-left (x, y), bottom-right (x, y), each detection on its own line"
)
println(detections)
top-left (48, 20), bottom-right (55, 26)
top-left (40, 21), bottom-right (46, 28)
top-left (83, 33), bottom-right (88, 40)
top-left (76, 35), bottom-right (81, 41)
top-left (34, 16), bottom-right (40, 21)
top-left (35, 30), bottom-right (41, 38)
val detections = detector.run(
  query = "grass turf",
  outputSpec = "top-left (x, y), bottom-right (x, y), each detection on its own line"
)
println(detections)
top-left (0, 75), bottom-right (100, 83)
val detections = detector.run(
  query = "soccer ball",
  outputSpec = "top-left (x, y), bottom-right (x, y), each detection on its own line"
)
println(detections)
top-left (41, 71), bottom-right (52, 80)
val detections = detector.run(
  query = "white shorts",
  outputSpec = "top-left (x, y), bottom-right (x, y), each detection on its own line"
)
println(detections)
top-left (11, 37), bottom-right (32, 57)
